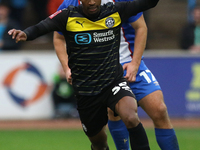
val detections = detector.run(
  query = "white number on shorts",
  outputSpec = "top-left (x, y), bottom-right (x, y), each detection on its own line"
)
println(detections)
top-left (139, 70), bottom-right (156, 83)
top-left (112, 82), bottom-right (133, 95)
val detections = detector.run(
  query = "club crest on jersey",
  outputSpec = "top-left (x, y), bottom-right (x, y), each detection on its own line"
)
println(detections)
top-left (105, 17), bottom-right (115, 28)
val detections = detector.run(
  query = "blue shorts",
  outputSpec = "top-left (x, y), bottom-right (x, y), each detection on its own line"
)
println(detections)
top-left (121, 60), bottom-right (161, 101)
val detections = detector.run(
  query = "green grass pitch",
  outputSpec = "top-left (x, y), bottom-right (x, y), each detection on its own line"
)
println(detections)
top-left (0, 128), bottom-right (199, 150)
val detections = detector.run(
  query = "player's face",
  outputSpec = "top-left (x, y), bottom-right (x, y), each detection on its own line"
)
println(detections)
top-left (80, 0), bottom-right (101, 18)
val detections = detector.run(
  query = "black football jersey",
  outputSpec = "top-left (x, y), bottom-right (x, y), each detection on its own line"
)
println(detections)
top-left (24, 0), bottom-right (158, 95)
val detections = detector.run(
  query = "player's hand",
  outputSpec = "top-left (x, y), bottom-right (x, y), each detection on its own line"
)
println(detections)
top-left (66, 68), bottom-right (72, 85)
top-left (123, 62), bottom-right (138, 82)
top-left (8, 29), bottom-right (27, 43)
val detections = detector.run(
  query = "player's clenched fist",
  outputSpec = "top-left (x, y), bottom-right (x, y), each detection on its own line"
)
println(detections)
top-left (8, 29), bottom-right (27, 43)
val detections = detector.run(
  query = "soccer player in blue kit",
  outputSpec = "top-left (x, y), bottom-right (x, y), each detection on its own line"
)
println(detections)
top-left (54, 0), bottom-right (179, 150)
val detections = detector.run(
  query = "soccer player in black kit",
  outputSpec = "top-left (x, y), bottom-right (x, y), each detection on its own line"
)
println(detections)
top-left (9, 0), bottom-right (159, 149)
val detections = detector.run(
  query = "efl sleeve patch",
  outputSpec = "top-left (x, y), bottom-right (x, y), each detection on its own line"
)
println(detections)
top-left (49, 10), bottom-right (62, 19)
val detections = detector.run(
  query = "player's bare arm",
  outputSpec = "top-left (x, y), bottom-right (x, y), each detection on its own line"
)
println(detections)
top-left (123, 15), bottom-right (147, 82)
top-left (53, 31), bottom-right (72, 84)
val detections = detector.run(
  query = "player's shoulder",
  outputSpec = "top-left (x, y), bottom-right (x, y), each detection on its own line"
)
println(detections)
top-left (104, 2), bottom-right (114, 6)
top-left (101, 1), bottom-right (115, 9)
top-left (62, 0), bottom-right (78, 5)
top-left (67, 5), bottom-right (76, 10)
top-left (60, 0), bottom-right (80, 8)
top-left (60, 4), bottom-right (77, 12)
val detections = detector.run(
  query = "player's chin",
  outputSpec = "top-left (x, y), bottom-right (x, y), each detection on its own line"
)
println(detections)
top-left (88, 8), bottom-right (100, 16)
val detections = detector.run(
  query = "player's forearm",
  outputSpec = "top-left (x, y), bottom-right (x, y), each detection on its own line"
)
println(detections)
top-left (24, 19), bottom-right (59, 41)
top-left (55, 49), bottom-right (70, 73)
top-left (54, 32), bottom-right (69, 73)
top-left (131, 21), bottom-right (147, 67)
top-left (23, 22), bottom-right (47, 41)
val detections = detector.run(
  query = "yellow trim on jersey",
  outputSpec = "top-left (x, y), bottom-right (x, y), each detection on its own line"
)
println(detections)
top-left (66, 12), bottom-right (121, 32)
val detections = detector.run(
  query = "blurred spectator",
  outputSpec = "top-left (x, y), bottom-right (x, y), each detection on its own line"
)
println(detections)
top-left (0, 0), bottom-right (22, 51)
top-left (29, 0), bottom-right (48, 23)
top-left (9, 0), bottom-right (27, 27)
top-left (180, 4), bottom-right (200, 53)
top-left (47, 0), bottom-right (63, 15)
top-left (26, 0), bottom-right (51, 44)
top-left (51, 65), bottom-right (78, 119)
top-left (5, 0), bottom-right (48, 28)
top-left (188, 0), bottom-right (197, 22)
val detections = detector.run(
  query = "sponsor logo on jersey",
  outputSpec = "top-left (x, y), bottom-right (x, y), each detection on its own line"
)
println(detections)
top-left (105, 17), bottom-right (115, 28)
top-left (76, 21), bottom-right (85, 27)
top-left (75, 33), bottom-right (92, 44)
top-left (75, 30), bottom-right (115, 44)
top-left (93, 30), bottom-right (115, 43)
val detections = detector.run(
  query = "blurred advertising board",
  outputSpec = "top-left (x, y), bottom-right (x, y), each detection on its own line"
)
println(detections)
top-left (1, 51), bottom-right (200, 119)
top-left (0, 51), bottom-right (59, 120)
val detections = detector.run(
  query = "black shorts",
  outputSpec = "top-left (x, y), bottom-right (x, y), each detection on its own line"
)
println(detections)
top-left (76, 78), bottom-right (135, 137)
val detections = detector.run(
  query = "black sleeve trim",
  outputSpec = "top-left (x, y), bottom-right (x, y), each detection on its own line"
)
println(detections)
top-left (116, 0), bottom-right (159, 22)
